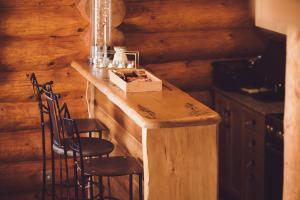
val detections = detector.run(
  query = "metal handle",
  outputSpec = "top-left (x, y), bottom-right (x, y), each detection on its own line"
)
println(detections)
top-left (223, 108), bottom-right (231, 128)
top-left (245, 119), bottom-right (256, 127)
top-left (246, 160), bottom-right (255, 168)
top-left (248, 140), bottom-right (256, 148)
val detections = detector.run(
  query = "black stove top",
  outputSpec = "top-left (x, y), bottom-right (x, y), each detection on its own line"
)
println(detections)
top-left (266, 113), bottom-right (284, 125)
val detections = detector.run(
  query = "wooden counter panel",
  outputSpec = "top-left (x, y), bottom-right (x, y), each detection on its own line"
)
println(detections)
top-left (73, 61), bottom-right (219, 200)
top-left (143, 125), bottom-right (218, 200)
top-left (95, 106), bottom-right (142, 160)
top-left (71, 61), bottom-right (220, 129)
top-left (95, 91), bottom-right (142, 143)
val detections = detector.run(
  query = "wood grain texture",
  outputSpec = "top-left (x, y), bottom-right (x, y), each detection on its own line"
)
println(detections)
top-left (95, 106), bottom-right (143, 160)
top-left (0, 67), bottom-right (86, 102)
top-left (283, 28), bottom-right (300, 200)
top-left (90, 73), bottom-right (219, 200)
top-left (95, 91), bottom-right (142, 143)
top-left (0, 98), bottom-right (87, 131)
top-left (255, 0), bottom-right (300, 34)
top-left (0, 129), bottom-right (50, 163)
top-left (123, 0), bottom-right (252, 33)
top-left (255, 0), bottom-right (286, 34)
top-left (126, 29), bottom-right (264, 64)
top-left (72, 60), bottom-right (221, 128)
top-left (0, 37), bottom-right (87, 72)
top-left (0, 159), bottom-right (73, 195)
top-left (76, 0), bottom-right (126, 48)
top-left (0, 0), bottom-right (89, 197)
top-left (146, 60), bottom-right (212, 92)
top-left (76, 0), bottom-right (126, 27)
top-left (142, 125), bottom-right (218, 200)
top-left (0, 6), bottom-right (88, 37)
top-left (0, 0), bottom-right (78, 8)
top-left (188, 90), bottom-right (213, 108)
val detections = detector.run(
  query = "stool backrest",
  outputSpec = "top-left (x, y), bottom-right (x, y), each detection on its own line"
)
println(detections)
top-left (30, 73), bottom-right (53, 123)
top-left (63, 105), bottom-right (86, 197)
top-left (63, 106), bottom-right (84, 159)
top-left (44, 87), bottom-right (65, 147)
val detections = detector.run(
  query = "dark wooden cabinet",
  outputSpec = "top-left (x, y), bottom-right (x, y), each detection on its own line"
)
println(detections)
top-left (215, 92), bottom-right (265, 200)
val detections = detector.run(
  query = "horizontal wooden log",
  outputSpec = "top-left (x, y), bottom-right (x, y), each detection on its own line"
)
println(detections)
top-left (126, 29), bottom-right (264, 64)
top-left (0, 98), bottom-right (88, 131)
top-left (146, 60), bottom-right (212, 91)
top-left (188, 90), bottom-right (213, 108)
top-left (0, 6), bottom-right (88, 37)
top-left (111, 0), bottom-right (126, 28)
top-left (0, 159), bottom-right (73, 195)
top-left (81, 27), bottom-right (125, 50)
top-left (0, 178), bottom-right (131, 200)
top-left (0, 190), bottom-right (41, 200)
top-left (0, 0), bottom-right (77, 8)
top-left (0, 129), bottom-right (50, 163)
top-left (0, 67), bottom-right (86, 102)
top-left (76, 0), bottom-right (126, 27)
top-left (0, 36), bottom-right (88, 72)
top-left (123, 0), bottom-right (252, 33)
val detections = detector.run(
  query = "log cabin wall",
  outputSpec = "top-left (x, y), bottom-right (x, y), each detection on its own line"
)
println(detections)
top-left (122, 0), bottom-right (264, 106)
top-left (0, 0), bottom-right (89, 198)
top-left (0, 0), bottom-right (264, 199)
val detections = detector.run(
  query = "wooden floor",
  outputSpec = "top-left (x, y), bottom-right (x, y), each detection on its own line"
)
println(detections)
top-left (0, 177), bottom-right (133, 200)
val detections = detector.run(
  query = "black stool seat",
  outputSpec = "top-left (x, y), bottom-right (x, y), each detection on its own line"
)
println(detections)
top-left (53, 137), bottom-right (114, 157)
top-left (82, 156), bottom-right (143, 177)
top-left (75, 118), bottom-right (108, 134)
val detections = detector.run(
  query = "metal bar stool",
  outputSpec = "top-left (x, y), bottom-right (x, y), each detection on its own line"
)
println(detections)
top-left (63, 104), bottom-right (143, 200)
top-left (30, 73), bottom-right (115, 199)
top-left (30, 73), bottom-right (108, 139)
top-left (44, 86), bottom-right (115, 200)
top-left (30, 74), bottom-right (54, 200)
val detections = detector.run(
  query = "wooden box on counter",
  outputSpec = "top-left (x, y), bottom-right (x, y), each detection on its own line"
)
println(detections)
top-left (109, 68), bottom-right (162, 93)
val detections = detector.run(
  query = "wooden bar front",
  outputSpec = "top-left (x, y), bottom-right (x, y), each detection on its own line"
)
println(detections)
top-left (71, 60), bottom-right (221, 200)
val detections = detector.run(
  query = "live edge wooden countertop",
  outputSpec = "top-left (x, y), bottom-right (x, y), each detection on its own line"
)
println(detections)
top-left (71, 60), bottom-right (220, 129)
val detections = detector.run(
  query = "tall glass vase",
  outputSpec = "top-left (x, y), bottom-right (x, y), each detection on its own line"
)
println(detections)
top-left (90, 0), bottom-right (112, 69)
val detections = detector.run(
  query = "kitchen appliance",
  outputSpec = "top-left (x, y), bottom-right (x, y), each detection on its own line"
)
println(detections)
top-left (212, 41), bottom-right (286, 102)
top-left (212, 57), bottom-right (264, 91)
top-left (265, 113), bottom-right (284, 200)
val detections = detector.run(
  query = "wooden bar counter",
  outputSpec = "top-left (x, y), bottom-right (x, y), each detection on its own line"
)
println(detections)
top-left (71, 60), bottom-right (221, 200)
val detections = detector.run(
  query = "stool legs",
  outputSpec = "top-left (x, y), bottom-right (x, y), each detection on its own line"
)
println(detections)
top-left (63, 149), bottom-right (70, 199)
top-left (98, 176), bottom-right (104, 200)
top-left (89, 176), bottom-right (94, 200)
top-left (80, 163), bottom-right (87, 200)
top-left (50, 138), bottom-right (56, 200)
top-left (129, 175), bottom-right (133, 200)
top-left (59, 155), bottom-right (63, 198)
top-left (107, 176), bottom-right (112, 198)
top-left (139, 174), bottom-right (143, 200)
top-left (73, 154), bottom-right (79, 200)
top-left (41, 124), bottom-right (47, 200)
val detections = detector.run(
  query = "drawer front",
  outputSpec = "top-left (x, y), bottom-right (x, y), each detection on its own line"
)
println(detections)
top-left (243, 169), bottom-right (264, 200)
top-left (243, 109), bottom-right (264, 133)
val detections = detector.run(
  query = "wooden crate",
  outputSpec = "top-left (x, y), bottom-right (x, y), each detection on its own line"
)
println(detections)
top-left (109, 69), bottom-right (162, 93)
